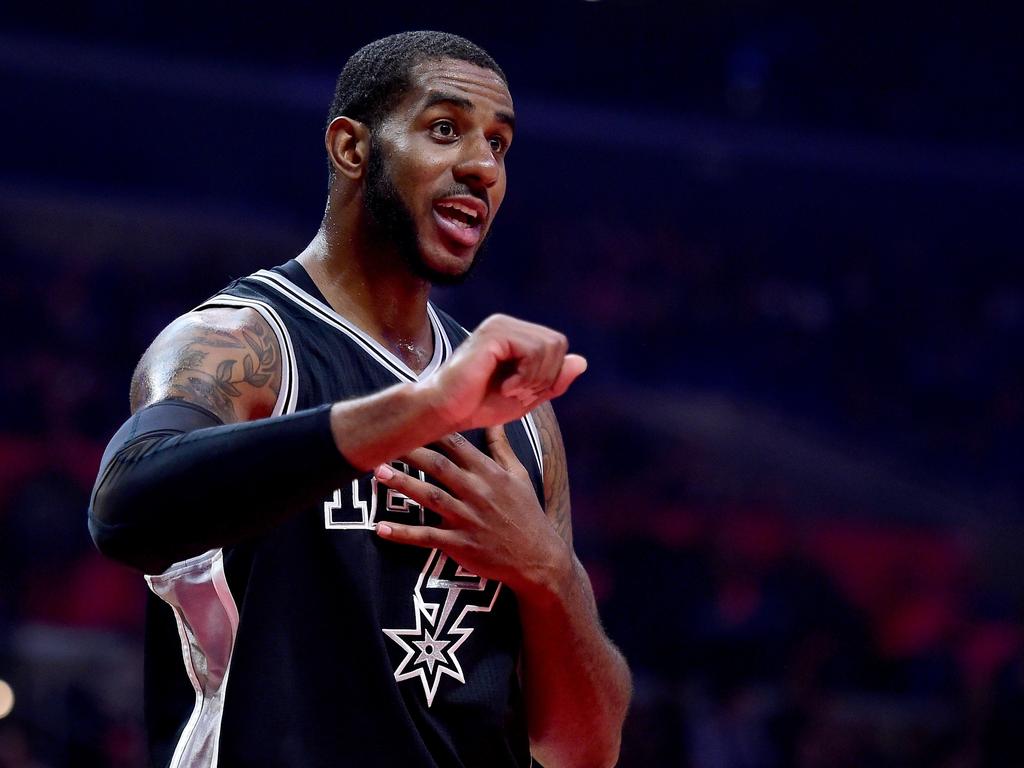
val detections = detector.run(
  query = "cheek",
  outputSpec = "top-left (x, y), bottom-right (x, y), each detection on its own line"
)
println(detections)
top-left (379, 132), bottom-right (436, 183)
top-left (394, 147), bottom-right (448, 209)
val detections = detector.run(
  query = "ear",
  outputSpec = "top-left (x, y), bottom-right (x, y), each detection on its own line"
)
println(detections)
top-left (325, 116), bottom-right (371, 180)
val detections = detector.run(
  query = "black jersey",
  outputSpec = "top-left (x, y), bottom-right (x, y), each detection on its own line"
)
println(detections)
top-left (143, 260), bottom-right (544, 768)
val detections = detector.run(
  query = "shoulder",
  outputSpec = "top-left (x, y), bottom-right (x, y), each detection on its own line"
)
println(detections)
top-left (130, 306), bottom-right (282, 423)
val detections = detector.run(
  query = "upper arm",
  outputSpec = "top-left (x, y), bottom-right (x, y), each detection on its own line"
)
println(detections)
top-left (129, 306), bottom-right (282, 423)
top-left (532, 401), bottom-right (572, 548)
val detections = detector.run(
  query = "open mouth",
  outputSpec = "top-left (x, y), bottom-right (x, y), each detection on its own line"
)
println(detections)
top-left (432, 197), bottom-right (486, 248)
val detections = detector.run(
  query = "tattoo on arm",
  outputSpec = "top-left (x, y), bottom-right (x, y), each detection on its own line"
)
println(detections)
top-left (170, 320), bottom-right (278, 422)
top-left (131, 310), bottom-right (281, 423)
top-left (533, 402), bottom-right (572, 547)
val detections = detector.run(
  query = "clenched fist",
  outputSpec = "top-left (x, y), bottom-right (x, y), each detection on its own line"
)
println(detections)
top-left (421, 314), bottom-right (587, 431)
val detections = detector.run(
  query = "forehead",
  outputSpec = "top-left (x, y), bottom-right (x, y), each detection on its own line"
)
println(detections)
top-left (404, 57), bottom-right (514, 113)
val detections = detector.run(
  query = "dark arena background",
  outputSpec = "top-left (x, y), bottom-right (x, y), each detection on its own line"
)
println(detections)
top-left (1, 3), bottom-right (1022, 766)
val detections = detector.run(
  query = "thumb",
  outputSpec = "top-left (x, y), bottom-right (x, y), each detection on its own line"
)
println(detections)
top-left (549, 354), bottom-right (588, 398)
top-left (485, 424), bottom-right (520, 472)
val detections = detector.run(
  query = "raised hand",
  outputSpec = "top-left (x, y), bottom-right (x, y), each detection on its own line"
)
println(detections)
top-left (373, 426), bottom-right (570, 597)
top-left (422, 314), bottom-right (587, 432)
top-left (328, 314), bottom-right (584, 476)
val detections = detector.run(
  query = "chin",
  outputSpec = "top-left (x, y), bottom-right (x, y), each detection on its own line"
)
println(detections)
top-left (411, 241), bottom-right (481, 287)
top-left (418, 260), bottom-right (475, 287)
top-left (404, 253), bottom-right (472, 287)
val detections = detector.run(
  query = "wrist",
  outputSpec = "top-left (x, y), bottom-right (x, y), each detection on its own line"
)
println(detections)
top-left (330, 380), bottom-right (449, 471)
top-left (412, 374), bottom-right (464, 434)
top-left (516, 536), bottom-right (576, 611)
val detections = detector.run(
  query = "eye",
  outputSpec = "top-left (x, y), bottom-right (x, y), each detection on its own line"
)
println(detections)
top-left (431, 120), bottom-right (457, 139)
top-left (489, 136), bottom-right (506, 154)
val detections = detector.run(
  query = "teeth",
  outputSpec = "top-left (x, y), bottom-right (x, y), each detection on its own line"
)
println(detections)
top-left (438, 201), bottom-right (479, 223)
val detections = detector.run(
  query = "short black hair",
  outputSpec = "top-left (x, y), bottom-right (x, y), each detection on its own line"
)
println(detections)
top-left (326, 31), bottom-right (507, 132)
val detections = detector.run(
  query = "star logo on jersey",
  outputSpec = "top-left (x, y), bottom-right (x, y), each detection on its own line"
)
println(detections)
top-left (383, 548), bottom-right (501, 707)
top-left (412, 628), bottom-right (451, 673)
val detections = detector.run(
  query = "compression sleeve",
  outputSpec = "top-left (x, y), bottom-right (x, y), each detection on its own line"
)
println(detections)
top-left (88, 400), bottom-right (360, 574)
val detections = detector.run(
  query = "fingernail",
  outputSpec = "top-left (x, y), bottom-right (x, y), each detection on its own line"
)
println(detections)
top-left (375, 464), bottom-right (394, 480)
top-left (376, 523), bottom-right (392, 536)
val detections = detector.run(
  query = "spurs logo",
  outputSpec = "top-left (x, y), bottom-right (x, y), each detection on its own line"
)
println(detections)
top-left (383, 549), bottom-right (501, 706)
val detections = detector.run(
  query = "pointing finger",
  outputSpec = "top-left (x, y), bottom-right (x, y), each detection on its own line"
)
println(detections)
top-left (399, 444), bottom-right (480, 498)
top-left (374, 462), bottom-right (463, 520)
top-left (376, 520), bottom-right (449, 549)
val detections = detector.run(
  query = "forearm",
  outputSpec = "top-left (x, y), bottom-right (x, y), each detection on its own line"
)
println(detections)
top-left (329, 378), bottom-right (449, 471)
top-left (519, 545), bottom-right (632, 768)
top-left (90, 381), bottom-right (451, 574)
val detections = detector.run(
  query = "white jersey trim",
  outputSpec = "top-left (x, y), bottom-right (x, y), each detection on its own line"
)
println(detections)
top-left (193, 294), bottom-right (299, 417)
top-left (249, 270), bottom-right (447, 383)
top-left (522, 411), bottom-right (544, 478)
top-left (146, 549), bottom-right (240, 768)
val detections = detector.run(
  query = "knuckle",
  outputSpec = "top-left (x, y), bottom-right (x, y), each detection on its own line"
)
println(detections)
top-left (427, 485), bottom-right (445, 506)
top-left (430, 453), bottom-right (449, 475)
top-left (482, 313), bottom-right (507, 330)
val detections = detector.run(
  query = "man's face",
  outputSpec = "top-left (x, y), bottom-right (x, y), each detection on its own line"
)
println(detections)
top-left (363, 57), bottom-right (514, 285)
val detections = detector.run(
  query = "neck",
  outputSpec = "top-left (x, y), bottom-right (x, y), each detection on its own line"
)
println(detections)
top-left (296, 205), bottom-right (435, 373)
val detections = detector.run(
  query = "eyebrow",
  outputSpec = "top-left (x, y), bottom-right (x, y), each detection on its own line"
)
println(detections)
top-left (423, 90), bottom-right (516, 131)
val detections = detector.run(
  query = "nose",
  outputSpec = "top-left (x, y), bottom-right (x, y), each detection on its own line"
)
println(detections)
top-left (453, 133), bottom-right (499, 190)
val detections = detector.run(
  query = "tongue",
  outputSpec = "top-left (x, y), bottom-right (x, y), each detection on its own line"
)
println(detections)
top-left (433, 208), bottom-right (480, 247)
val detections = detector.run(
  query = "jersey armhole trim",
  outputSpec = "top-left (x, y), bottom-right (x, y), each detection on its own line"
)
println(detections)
top-left (248, 271), bottom-right (449, 383)
top-left (146, 548), bottom-right (240, 768)
top-left (194, 294), bottom-right (299, 417)
top-left (522, 411), bottom-right (544, 478)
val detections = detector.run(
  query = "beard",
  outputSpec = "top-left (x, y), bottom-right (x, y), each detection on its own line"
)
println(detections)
top-left (363, 143), bottom-right (490, 287)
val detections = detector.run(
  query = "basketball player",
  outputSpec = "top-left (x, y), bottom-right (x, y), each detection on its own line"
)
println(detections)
top-left (89, 32), bottom-right (630, 768)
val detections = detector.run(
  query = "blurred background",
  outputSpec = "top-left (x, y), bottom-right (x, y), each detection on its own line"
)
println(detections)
top-left (0, 2), bottom-right (1021, 766)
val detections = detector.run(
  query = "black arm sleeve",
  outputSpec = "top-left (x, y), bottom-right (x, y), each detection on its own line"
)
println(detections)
top-left (88, 400), bottom-right (360, 574)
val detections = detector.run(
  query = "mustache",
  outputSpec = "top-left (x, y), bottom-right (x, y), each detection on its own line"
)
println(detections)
top-left (435, 185), bottom-right (489, 214)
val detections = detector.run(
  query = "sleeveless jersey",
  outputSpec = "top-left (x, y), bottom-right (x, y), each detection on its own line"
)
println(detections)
top-left (142, 260), bottom-right (545, 768)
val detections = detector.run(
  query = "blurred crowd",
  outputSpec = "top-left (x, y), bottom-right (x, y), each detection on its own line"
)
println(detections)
top-left (578, 448), bottom-right (1024, 767)
top-left (6, 4), bottom-right (1021, 148)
